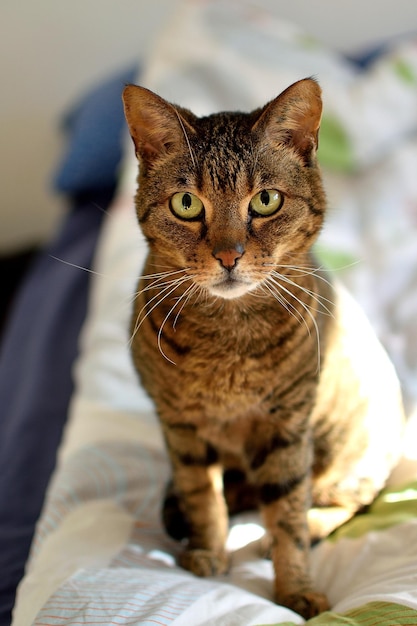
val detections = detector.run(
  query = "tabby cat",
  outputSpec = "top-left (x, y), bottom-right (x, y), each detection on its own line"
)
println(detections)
top-left (122, 78), bottom-right (404, 618)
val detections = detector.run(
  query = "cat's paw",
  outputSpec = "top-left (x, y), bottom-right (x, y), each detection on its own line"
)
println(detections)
top-left (179, 548), bottom-right (230, 577)
top-left (277, 590), bottom-right (330, 619)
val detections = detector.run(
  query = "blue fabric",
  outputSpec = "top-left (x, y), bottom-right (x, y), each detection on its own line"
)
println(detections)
top-left (53, 64), bottom-right (138, 193)
top-left (0, 189), bottom-right (113, 626)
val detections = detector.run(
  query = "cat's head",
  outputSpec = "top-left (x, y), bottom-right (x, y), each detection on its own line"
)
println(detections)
top-left (123, 78), bottom-right (325, 300)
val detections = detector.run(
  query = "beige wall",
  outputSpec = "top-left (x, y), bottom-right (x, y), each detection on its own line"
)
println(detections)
top-left (1, 0), bottom-right (416, 251)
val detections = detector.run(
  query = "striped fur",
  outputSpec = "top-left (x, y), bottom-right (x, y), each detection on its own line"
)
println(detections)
top-left (123, 79), bottom-right (404, 618)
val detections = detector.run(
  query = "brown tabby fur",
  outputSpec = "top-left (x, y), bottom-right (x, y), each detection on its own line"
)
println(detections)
top-left (122, 79), bottom-right (404, 618)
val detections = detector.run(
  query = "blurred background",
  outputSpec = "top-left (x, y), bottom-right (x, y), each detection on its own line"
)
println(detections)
top-left (1, 0), bottom-right (416, 253)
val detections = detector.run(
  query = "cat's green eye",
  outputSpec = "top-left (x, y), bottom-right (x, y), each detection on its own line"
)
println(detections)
top-left (250, 189), bottom-right (283, 217)
top-left (170, 192), bottom-right (204, 220)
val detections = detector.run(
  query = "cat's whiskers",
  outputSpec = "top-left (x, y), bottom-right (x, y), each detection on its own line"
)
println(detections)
top-left (263, 261), bottom-right (335, 289)
top-left (174, 109), bottom-right (197, 170)
top-left (141, 268), bottom-right (189, 281)
top-left (262, 260), bottom-right (335, 317)
top-left (50, 254), bottom-right (152, 316)
top-left (261, 281), bottom-right (305, 326)
top-left (157, 282), bottom-right (202, 364)
top-left (136, 276), bottom-right (187, 296)
top-left (265, 273), bottom-right (322, 373)
top-left (49, 255), bottom-right (105, 277)
top-left (249, 137), bottom-right (260, 180)
top-left (248, 286), bottom-right (273, 300)
top-left (172, 283), bottom-right (201, 330)
top-left (129, 274), bottom-right (192, 348)
top-left (270, 270), bottom-right (334, 318)
top-left (129, 268), bottom-right (190, 305)
top-left (148, 261), bottom-right (187, 271)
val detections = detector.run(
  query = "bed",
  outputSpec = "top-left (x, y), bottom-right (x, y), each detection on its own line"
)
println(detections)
top-left (2, 1), bottom-right (417, 624)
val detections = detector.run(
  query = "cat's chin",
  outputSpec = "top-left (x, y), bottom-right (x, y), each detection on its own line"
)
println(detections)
top-left (208, 279), bottom-right (257, 300)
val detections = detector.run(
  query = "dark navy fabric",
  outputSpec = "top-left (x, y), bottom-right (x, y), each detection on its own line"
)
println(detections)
top-left (0, 189), bottom-right (113, 626)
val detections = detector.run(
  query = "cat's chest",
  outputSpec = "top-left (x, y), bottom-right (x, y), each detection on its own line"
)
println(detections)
top-left (169, 318), bottom-right (275, 400)
top-left (135, 290), bottom-right (313, 421)
top-left (176, 347), bottom-right (270, 418)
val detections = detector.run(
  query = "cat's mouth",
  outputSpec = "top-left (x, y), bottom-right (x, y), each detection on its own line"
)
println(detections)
top-left (209, 276), bottom-right (256, 299)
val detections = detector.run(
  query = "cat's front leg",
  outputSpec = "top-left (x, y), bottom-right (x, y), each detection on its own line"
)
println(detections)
top-left (164, 425), bottom-right (230, 577)
top-left (250, 435), bottom-right (330, 619)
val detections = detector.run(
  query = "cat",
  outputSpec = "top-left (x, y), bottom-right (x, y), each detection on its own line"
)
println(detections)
top-left (122, 78), bottom-right (405, 619)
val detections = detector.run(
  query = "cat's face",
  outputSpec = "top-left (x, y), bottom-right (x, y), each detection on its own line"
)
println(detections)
top-left (123, 79), bottom-right (325, 300)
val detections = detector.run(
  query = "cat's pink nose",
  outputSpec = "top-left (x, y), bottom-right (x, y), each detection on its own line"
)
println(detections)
top-left (213, 244), bottom-right (244, 270)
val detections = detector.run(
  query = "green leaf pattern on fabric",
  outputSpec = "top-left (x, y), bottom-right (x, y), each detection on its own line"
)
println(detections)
top-left (318, 114), bottom-right (355, 172)
top-left (257, 600), bottom-right (417, 625)
top-left (313, 244), bottom-right (358, 273)
top-left (393, 58), bottom-right (417, 85)
top-left (329, 480), bottom-right (417, 541)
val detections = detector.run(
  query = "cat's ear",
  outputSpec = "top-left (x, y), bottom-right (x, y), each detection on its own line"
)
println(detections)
top-left (252, 78), bottom-right (322, 164)
top-left (122, 85), bottom-right (196, 165)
